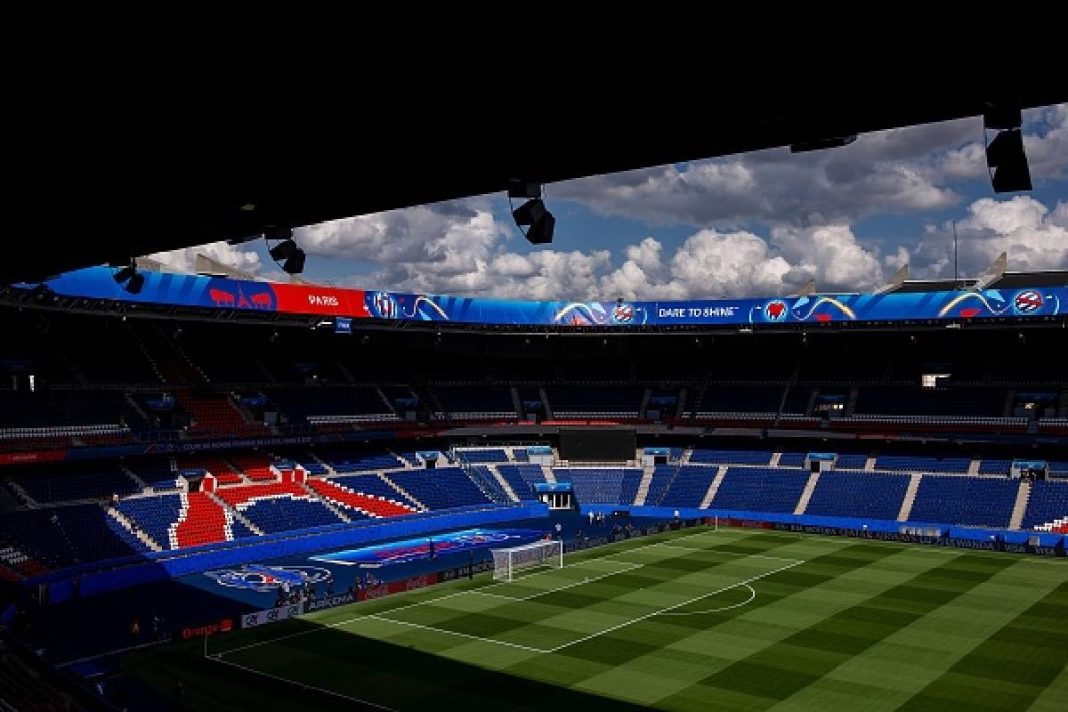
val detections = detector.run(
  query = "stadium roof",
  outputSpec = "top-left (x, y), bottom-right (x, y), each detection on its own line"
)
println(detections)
top-left (7, 55), bottom-right (1065, 286)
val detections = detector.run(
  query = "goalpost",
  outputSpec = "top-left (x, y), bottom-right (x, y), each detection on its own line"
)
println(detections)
top-left (491, 540), bottom-right (563, 582)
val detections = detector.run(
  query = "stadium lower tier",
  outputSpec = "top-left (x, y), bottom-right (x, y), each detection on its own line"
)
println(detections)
top-left (2, 444), bottom-right (1066, 581)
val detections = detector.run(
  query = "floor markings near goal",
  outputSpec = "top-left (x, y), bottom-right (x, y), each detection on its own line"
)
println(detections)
top-left (219, 525), bottom-right (746, 658)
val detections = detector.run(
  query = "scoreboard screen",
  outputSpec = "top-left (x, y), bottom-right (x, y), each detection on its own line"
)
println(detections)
top-left (559, 428), bottom-right (636, 461)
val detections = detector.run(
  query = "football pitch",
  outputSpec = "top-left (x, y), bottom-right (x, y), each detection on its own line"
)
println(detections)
top-left (130, 526), bottom-right (1068, 711)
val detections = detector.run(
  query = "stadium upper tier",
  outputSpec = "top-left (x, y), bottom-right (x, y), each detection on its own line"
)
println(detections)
top-left (8, 266), bottom-right (1068, 330)
top-left (0, 308), bottom-right (1066, 453)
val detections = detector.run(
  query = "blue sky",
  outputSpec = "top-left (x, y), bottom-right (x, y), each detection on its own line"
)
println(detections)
top-left (151, 104), bottom-right (1067, 299)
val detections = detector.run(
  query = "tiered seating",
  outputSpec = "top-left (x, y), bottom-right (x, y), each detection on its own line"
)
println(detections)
top-left (239, 496), bottom-right (345, 534)
top-left (127, 459), bottom-right (180, 491)
top-left (876, 455), bottom-right (970, 473)
top-left (855, 385), bottom-right (1005, 417)
top-left (659, 466), bottom-right (719, 508)
top-left (776, 452), bottom-right (807, 468)
top-left (267, 386), bottom-right (395, 423)
top-left (317, 447), bottom-right (403, 473)
top-left (177, 389), bottom-right (265, 435)
top-left (643, 465), bottom-right (678, 506)
top-left (0, 390), bottom-right (143, 429)
top-left (978, 459), bottom-right (1013, 476)
top-left (11, 463), bottom-right (138, 503)
top-left (806, 471), bottom-right (910, 520)
top-left (554, 468), bottom-right (641, 504)
top-left (230, 453), bottom-right (275, 481)
top-left (386, 468), bottom-right (491, 510)
top-left (0, 505), bottom-right (137, 569)
top-left (689, 449), bottom-right (771, 466)
top-left (909, 476), bottom-right (1019, 528)
top-left (274, 450), bottom-right (329, 475)
top-left (619, 468), bottom-right (644, 504)
top-left (464, 465), bottom-right (510, 502)
top-left (545, 385), bottom-right (642, 418)
top-left (326, 473), bottom-right (420, 509)
top-left (174, 492), bottom-right (234, 548)
top-left (0, 544), bottom-right (48, 579)
top-left (432, 385), bottom-right (515, 417)
top-left (116, 494), bottom-right (183, 549)
top-left (691, 385), bottom-right (785, 414)
top-left (1021, 481), bottom-right (1068, 532)
top-left (834, 453), bottom-right (870, 470)
top-left (307, 478), bottom-right (414, 517)
top-left (455, 448), bottom-right (510, 463)
top-left (711, 468), bottom-right (810, 513)
top-left (496, 464), bottom-right (547, 497)
top-left (176, 456), bottom-right (243, 484)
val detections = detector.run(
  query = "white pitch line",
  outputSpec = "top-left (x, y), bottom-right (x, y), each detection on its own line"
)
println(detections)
top-left (544, 557), bottom-right (805, 653)
top-left (653, 541), bottom-right (803, 564)
top-left (656, 583), bottom-right (757, 617)
top-left (364, 614), bottom-right (550, 654)
top-left (211, 654), bottom-right (398, 711)
top-left (222, 525), bottom-right (722, 657)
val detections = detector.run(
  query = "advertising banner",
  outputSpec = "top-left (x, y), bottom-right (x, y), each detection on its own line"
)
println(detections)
top-left (34, 267), bottom-right (1067, 329)
top-left (240, 602), bottom-right (304, 628)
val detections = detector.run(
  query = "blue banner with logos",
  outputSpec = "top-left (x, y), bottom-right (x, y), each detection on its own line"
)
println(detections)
top-left (26, 266), bottom-right (1068, 328)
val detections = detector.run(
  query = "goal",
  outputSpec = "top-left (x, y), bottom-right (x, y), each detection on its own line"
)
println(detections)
top-left (491, 540), bottom-right (563, 582)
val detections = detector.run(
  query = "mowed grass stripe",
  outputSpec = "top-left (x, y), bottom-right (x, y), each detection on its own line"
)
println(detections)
top-left (895, 580), bottom-right (1068, 712)
top-left (509, 541), bottom-right (908, 695)
top-left (762, 557), bottom-right (1068, 712)
top-left (656, 553), bottom-right (1017, 711)
top-left (377, 537), bottom-right (792, 650)
top-left (562, 544), bottom-right (956, 706)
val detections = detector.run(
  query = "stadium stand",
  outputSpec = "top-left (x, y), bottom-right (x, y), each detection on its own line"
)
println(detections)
top-left (908, 476), bottom-right (1019, 528)
top-left (805, 471), bottom-right (911, 520)
top-left (1021, 480), bottom-right (1068, 532)
top-left (710, 468), bottom-right (810, 513)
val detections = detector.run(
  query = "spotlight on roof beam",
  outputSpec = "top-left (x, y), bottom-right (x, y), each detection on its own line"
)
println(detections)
top-left (985, 128), bottom-right (1032, 193)
top-left (113, 265), bottom-right (136, 284)
top-left (112, 261), bottom-right (144, 294)
top-left (512, 198), bottom-right (555, 245)
top-left (790, 134), bottom-right (857, 153)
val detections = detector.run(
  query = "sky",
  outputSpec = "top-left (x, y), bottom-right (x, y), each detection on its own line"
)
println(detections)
top-left (150, 104), bottom-right (1067, 300)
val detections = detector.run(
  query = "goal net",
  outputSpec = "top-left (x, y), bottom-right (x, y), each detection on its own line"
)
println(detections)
top-left (491, 540), bottom-right (563, 582)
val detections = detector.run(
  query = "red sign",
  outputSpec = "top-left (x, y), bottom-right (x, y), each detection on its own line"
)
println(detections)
top-left (180, 617), bottom-right (233, 640)
top-left (271, 284), bottom-right (369, 317)
top-left (0, 450), bottom-right (67, 467)
top-left (357, 572), bottom-right (439, 601)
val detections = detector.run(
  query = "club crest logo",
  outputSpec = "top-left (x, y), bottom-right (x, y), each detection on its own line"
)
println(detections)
top-left (612, 303), bottom-right (635, 323)
top-left (370, 292), bottom-right (398, 319)
top-left (1014, 290), bottom-right (1043, 314)
top-left (204, 565), bottom-right (332, 592)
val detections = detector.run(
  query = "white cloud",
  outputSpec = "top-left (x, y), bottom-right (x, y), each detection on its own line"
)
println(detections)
top-left (554, 104), bottom-right (1068, 229)
top-left (601, 226), bottom-right (888, 300)
top-left (910, 196), bottom-right (1068, 278)
top-left (146, 241), bottom-right (262, 275)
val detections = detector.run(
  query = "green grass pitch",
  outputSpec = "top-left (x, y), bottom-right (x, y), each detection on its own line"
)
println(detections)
top-left (126, 526), bottom-right (1068, 711)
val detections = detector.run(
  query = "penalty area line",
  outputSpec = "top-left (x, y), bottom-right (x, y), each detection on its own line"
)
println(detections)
top-left (210, 654), bottom-right (398, 711)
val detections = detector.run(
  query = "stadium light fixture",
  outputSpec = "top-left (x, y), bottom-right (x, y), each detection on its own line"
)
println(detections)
top-left (265, 230), bottom-right (306, 275)
top-left (983, 106), bottom-right (1032, 193)
top-left (112, 260), bottom-right (144, 294)
top-left (507, 180), bottom-right (556, 245)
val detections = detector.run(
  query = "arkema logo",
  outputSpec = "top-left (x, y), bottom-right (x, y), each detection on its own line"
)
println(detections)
top-left (308, 294), bottom-right (340, 307)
